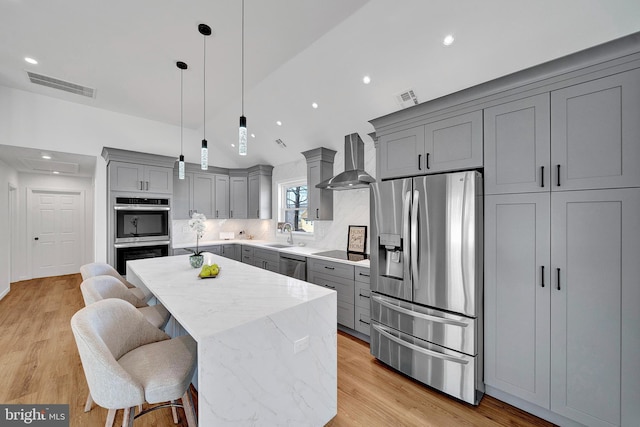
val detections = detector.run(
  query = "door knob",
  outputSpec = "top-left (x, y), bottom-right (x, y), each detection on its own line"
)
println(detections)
top-left (34, 237), bottom-right (39, 240)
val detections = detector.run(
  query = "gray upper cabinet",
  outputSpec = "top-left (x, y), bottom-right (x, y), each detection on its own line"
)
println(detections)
top-left (173, 171), bottom-right (215, 219)
top-left (302, 148), bottom-right (336, 221)
top-left (484, 193), bottom-right (551, 409)
top-left (248, 165), bottom-right (273, 219)
top-left (192, 173), bottom-right (215, 218)
top-left (173, 172), bottom-right (192, 219)
top-left (109, 161), bottom-right (173, 194)
top-left (551, 68), bottom-right (640, 190)
top-left (229, 174), bottom-right (248, 219)
top-left (378, 110), bottom-right (483, 180)
top-left (484, 94), bottom-right (551, 194)
top-left (214, 174), bottom-right (229, 219)
top-left (550, 188), bottom-right (640, 426)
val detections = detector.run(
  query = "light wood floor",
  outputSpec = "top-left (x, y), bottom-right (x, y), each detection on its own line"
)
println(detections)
top-left (0, 274), bottom-right (555, 427)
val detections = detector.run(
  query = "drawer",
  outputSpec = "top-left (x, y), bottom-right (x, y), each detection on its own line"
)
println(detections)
top-left (355, 266), bottom-right (371, 283)
top-left (354, 305), bottom-right (371, 336)
top-left (241, 245), bottom-right (254, 256)
top-left (242, 254), bottom-right (254, 264)
top-left (308, 258), bottom-right (354, 281)
top-left (355, 281), bottom-right (371, 309)
top-left (338, 301), bottom-right (355, 329)
top-left (313, 275), bottom-right (354, 305)
top-left (253, 248), bottom-right (279, 263)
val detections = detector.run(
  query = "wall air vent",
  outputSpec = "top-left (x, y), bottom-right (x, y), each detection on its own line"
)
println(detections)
top-left (395, 89), bottom-right (418, 109)
top-left (26, 71), bottom-right (96, 98)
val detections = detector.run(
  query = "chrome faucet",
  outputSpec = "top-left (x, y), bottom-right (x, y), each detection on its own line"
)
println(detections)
top-left (282, 222), bottom-right (294, 245)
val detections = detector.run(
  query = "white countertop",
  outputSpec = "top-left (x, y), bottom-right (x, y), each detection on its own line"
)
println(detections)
top-left (127, 254), bottom-right (336, 341)
top-left (173, 239), bottom-right (370, 268)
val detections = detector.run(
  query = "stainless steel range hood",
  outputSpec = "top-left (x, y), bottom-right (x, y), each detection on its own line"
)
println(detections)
top-left (316, 133), bottom-right (375, 190)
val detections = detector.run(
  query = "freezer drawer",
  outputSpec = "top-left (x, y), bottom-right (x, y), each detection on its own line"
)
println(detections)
top-left (370, 321), bottom-right (483, 405)
top-left (371, 293), bottom-right (476, 356)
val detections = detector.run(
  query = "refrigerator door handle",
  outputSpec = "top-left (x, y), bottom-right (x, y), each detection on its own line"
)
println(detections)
top-left (411, 190), bottom-right (419, 285)
top-left (372, 323), bottom-right (469, 365)
top-left (402, 190), bottom-right (412, 282)
top-left (372, 294), bottom-right (469, 327)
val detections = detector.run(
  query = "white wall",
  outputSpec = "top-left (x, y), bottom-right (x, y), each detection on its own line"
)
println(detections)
top-left (15, 173), bottom-right (94, 281)
top-left (0, 85), bottom-right (239, 265)
top-left (0, 160), bottom-right (19, 298)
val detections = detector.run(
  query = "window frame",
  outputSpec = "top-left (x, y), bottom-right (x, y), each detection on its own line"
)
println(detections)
top-left (278, 179), bottom-right (313, 235)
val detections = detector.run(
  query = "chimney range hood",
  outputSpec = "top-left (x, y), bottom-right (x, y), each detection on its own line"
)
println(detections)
top-left (316, 133), bottom-right (375, 190)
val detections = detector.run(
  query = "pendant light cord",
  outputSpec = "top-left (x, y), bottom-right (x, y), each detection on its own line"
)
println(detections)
top-left (203, 34), bottom-right (206, 139)
top-left (241, 0), bottom-right (245, 115)
top-left (180, 67), bottom-right (184, 153)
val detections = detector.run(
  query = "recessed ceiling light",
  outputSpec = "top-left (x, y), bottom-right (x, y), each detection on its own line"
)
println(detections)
top-left (250, 133), bottom-right (255, 138)
top-left (231, 143), bottom-right (236, 147)
top-left (25, 57), bottom-right (38, 65)
top-left (443, 34), bottom-right (455, 46)
top-left (41, 154), bottom-right (51, 159)
top-left (312, 102), bottom-right (318, 109)
top-left (363, 75), bottom-right (371, 85)
top-left (276, 121), bottom-right (282, 126)
top-left (52, 171), bottom-right (59, 174)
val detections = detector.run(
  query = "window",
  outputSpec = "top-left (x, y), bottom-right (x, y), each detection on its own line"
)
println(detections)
top-left (279, 180), bottom-right (313, 233)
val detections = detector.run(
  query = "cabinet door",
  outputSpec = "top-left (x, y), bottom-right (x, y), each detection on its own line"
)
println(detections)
top-left (307, 161), bottom-right (333, 220)
top-left (173, 173), bottom-right (192, 219)
top-left (248, 175), bottom-right (260, 219)
top-left (551, 68), bottom-right (640, 190)
top-left (551, 188), bottom-right (640, 426)
top-left (110, 162), bottom-right (144, 192)
top-left (229, 177), bottom-right (248, 219)
top-left (378, 126), bottom-right (425, 180)
top-left (192, 173), bottom-right (215, 218)
top-left (248, 174), bottom-right (272, 220)
top-left (214, 175), bottom-right (229, 219)
top-left (484, 94), bottom-right (550, 194)
top-left (484, 193), bottom-right (551, 408)
top-left (424, 110), bottom-right (483, 173)
top-left (144, 166), bottom-right (173, 194)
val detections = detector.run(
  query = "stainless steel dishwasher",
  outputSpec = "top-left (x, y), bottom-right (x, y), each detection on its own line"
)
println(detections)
top-left (279, 253), bottom-right (307, 281)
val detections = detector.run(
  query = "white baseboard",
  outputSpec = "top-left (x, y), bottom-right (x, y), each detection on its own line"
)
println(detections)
top-left (0, 286), bottom-right (10, 301)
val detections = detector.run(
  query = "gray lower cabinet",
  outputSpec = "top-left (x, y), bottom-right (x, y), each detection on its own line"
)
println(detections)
top-left (378, 110), bottom-right (483, 180)
top-left (220, 244), bottom-right (240, 261)
top-left (484, 94), bottom-right (551, 195)
top-left (307, 258), bottom-right (355, 329)
top-left (173, 248), bottom-right (192, 256)
top-left (253, 247), bottom-right (279, 272)
top-left (240, 245), bottom-right (254, 264)
top-left (354, 266), bottom-right (371, 336)
top-left (485, 189), bottom-right (640, 426)
top-left (199, 245), bottom-right (221, 255)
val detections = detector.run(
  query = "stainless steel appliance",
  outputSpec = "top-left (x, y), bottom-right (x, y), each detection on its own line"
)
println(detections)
top-left (113, 196), bottom-right (171, 274)
top-left (370, 171), bottom-right (484, 405)
top-left (279, 253), bottom-right (307, 280)
top-left (312, 250), bottom-right (369, 262)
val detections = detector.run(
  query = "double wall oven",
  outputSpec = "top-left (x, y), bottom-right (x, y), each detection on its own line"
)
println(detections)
top-left (113, 197), bottom-right (170, 274)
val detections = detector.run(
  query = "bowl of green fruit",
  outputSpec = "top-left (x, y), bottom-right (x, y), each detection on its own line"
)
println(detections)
top-left (198, 263), bottom-right (220, 279)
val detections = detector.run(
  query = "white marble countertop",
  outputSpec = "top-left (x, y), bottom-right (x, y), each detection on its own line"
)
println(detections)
top-left (127, 254), bottom-right (336, 342)
top-left (173, 239), bottom-right (371, 268)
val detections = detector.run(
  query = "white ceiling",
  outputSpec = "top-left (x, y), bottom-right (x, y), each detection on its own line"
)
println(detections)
top-left (1, 0), bottom-right (639, 174)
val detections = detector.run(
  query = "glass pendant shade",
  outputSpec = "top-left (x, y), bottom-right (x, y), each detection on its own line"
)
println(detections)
top-left (239, 115), bottom-right (247, 156)
top-left (201, 140), bottom-right (208, 170)
top-left (178, 154), bottom-right (185, 180)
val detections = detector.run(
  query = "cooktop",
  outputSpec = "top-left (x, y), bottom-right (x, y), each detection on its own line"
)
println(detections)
top-left (312, 250), bottom-right (369, 262)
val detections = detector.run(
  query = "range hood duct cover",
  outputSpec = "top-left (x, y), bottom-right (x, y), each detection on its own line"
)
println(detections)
top-left (316, 133), bottom-right (375, 190)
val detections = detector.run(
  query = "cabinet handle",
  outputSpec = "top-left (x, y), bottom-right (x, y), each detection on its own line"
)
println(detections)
top-left (556, 164), bottom-right (561, 187)
top-left (358, 272), bottom-right (370, 277)
top-left (359, 319), bottom-right (370, 325)
top-left (326, 285), bottom-right (336, 290)
top-left (426, 153), bottom-right (430, 169)
top-left (540, 166), bottom-right (545, 188)
top-left (418, 154), bottom-right (422, 171)
top-left (216, 210), bottom-right (219, 218)
top-left (359, 293), bottom-right (370, 299)
top-left (324, 266), bottom-right (335, 270)
top-left (541, 266), bottom-right (545, 287)
top-left (256, 210), bottom-right (259, 218)
top-left (139, 181), bottom-right (144, 190)
top-left (145, 181), bottom-right (149, 191)
top-left (316, 208), bottom-right (319, 219)
top-left (230, 210), bottom-right (233, 218)
top-left (556, 268), bottom-right (561, 290)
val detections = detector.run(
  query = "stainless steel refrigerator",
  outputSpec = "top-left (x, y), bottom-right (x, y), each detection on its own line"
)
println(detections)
top-left (370, 170), bottom-right (484, 405)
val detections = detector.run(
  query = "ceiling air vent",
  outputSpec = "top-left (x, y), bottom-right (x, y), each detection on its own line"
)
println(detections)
top-left (395, 89), bottom-right (418, 109)
top-left (27, 71), bottom-right (95, 98)
top-left (275, 139), bottom-right (287, 148)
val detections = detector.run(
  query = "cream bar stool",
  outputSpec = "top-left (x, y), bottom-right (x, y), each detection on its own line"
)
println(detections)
top-left (80, 262), bottom-right (147, 302)
top-left (71, 298), bottom-right (197, 427)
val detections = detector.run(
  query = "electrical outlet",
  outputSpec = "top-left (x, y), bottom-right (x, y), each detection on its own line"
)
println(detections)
top-left (293, 336), bottom-right (309, 354)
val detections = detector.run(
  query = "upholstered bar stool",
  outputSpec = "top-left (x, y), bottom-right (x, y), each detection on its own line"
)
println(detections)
top-left (80, 262), bottom-right (147, 302)
top-left (71, 298), bottom-right (198, 427)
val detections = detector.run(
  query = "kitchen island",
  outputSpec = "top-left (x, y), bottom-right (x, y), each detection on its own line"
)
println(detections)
top-left (126, 254), bottom-right (337, 426)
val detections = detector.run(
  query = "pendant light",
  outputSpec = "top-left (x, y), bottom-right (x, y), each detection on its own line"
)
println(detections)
top-left (238, 0), bottom-right (247, 156)
top-left (176, 61), bottom-right (188, 180)
top-left (199, 23), bottom-right (212, 170)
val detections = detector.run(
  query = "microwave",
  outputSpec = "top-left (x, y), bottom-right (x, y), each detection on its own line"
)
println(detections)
top-left (114, 197), bottom-right (170, 244)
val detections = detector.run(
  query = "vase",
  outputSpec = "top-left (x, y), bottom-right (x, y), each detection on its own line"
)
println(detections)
top-left (189, 254), bottom-right (204, 268)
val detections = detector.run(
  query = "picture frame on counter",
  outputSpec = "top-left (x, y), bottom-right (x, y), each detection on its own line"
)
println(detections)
top-left (347, 225), bottom-right (367, 254)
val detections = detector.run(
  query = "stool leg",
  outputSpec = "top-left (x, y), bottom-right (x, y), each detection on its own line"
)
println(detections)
top-left (84, 392), bottom-right (93, 412)
top-left (105, 409), bottom-right (116, 427)
top-left (171, 401), bottom-right (179, 424)
top-left (122, 408), bottom-right (129, 427)
top-left (182, 389), bottom-right (197, 427)
top-left (124, 406), bottom-right (136, 427)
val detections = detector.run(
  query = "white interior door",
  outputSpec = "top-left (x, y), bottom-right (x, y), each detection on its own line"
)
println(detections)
top-left (31, 190), bottom-right (84, 278)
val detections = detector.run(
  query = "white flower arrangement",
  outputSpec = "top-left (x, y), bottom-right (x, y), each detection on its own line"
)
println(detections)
top-left (187, 212), bottom-right (207, 255)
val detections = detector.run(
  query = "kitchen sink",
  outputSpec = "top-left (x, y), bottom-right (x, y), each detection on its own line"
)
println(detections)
top-left (265, 244), bottom-right (292, 248)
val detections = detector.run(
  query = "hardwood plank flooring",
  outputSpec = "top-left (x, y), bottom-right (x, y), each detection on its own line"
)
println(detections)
top-left (0, 274), bottom-right (555, 426)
